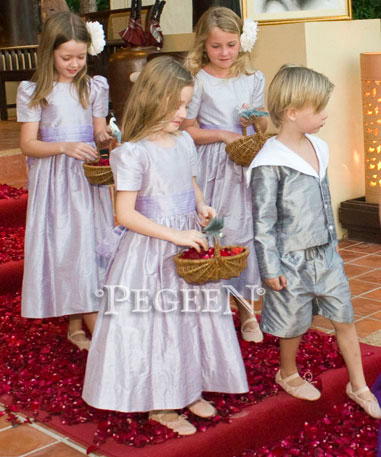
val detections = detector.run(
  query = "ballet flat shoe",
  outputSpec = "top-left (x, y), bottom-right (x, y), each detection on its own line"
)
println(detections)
top-left (346, 383), bottom-right (381, 419)
top-left (188, 398), bottom-right (217, 418)
top-left (241, 317), bottom-right (264, 343)
top-left (275, 370), bottom-right (321, 401)
top-left (149, 411), bottom-right (196, 435)
top-left (67, 330), bottom-right (91, 351)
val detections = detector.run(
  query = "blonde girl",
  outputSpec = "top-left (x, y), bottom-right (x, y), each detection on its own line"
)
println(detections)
top-left (17, 12), bottom-right (114, 350)
top-left (82, 57), bottom-right (248, 435)
top-left (183, 7), bottom-right (267, 343)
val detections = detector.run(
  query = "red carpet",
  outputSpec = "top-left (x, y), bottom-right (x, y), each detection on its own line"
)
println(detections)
top-left (0, 192), bottom-right (27, 227)
top-left (0, 186), bottom-right (380, 457)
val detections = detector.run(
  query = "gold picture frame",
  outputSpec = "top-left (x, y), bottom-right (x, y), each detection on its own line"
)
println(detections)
top-left (242, 0), bottom-right (352, 25)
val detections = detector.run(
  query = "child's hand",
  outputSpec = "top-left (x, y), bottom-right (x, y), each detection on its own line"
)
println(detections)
top-left (240, 103), bottom-right (253, 128)
top-left (220, 131), bottom-right (243, 145)
top-left (197, 204), bottom-right (216, 227)
top-left (61, 142), bottom-right (98, 161)
top-left (171, 229), bottom-right (208, 252)
top-left (96, 128), bottom-right (113, 148)
top-left (264, 275), bottom-right (287, 291)
top-left (240, 116), bottom-right (253, 128)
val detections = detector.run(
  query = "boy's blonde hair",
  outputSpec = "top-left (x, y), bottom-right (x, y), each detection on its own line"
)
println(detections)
top-left (268, 64), bottom-right (334, 128)
top-left (184, 7), bottom-right (253, 77)
top-left (30, 12), bottom-right (91, 109)
top-left (121, 57), bottom-right (194, 142)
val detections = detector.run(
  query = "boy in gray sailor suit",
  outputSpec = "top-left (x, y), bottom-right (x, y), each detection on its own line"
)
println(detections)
top-left (248, 64), bottom-right (381, 418)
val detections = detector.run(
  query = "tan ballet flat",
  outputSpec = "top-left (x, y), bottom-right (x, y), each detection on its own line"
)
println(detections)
top-left (149, 411), bottom-right (196, 435)
top-left (67, 330), bottom-right (91, 351)
top-left (241, 317), bottom-right (264, 343)
top-left (188, 398), bottom-right (216, 418)
top-left (275, 370), bottom-right (321, 401)
top-left (346, 383), bottom-right (381, 419)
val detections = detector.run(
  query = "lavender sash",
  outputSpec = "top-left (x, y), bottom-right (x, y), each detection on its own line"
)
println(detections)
top-left (97, 189), bottom-right (196, 262)
top-left (26, 125), bottom-right (95, 170)
top-left (40, 125), bottom-right (94, 143)
top-left (199, 123), bottom-right (255, 135)
top-left (135, 189), bottom-right (196, 218)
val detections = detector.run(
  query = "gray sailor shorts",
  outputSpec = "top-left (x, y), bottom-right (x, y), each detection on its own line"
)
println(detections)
top-left (259, 243), bottom-right (354, 338)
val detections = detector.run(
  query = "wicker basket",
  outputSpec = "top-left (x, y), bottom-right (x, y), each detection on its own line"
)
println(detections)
top-left (83, 160), bottom-right (114, 185)
top-left (226, 119), bottom-right (270, 167)
top-left (174, 240), bottom-right (249, 285)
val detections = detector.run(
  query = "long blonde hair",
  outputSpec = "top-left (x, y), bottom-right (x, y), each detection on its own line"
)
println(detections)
top-left (30, 12), bottom-right (91, 109)
top-left (268, 64), bottom-right (334, 128)
top-left (121, 57), bottom-right (194, 142)
top-left (185, 7), bottom-right (253, 77)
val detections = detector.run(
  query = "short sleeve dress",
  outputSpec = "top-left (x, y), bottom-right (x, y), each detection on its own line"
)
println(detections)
top-left (82, 132), bottom-right (248, 413)
top-left (186, 70), bottom-right (265, 298)
top-left (17, 76), bottom-right (114, 318)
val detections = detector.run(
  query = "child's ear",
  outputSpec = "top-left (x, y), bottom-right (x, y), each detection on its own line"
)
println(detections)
top-left (286, 107), bottom-right (297, 122)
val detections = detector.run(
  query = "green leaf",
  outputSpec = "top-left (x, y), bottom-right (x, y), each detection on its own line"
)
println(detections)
top-left (204, 217), bottom-right (224, 238)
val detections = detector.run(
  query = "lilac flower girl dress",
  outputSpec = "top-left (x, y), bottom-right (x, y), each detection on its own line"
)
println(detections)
top-left (186, 70), bottom-right (265, 297)
top-left (17, 76), bottom-right (114, 318)
top-left (82, 131), bottom-right (248, 413)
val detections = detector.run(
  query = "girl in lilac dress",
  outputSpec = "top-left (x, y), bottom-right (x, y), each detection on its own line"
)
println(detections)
top-left (82, 57), bottom-right (248, 436)
top-left (183, 7), bottom-right (267, 343)
top-left (16, 12), bottom-right (114, 350)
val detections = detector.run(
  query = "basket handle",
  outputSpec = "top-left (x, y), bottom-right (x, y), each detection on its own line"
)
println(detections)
top-left (242, 117), bottom-right (265, 140)
top-left (214, 236), bottom-right (221, 257)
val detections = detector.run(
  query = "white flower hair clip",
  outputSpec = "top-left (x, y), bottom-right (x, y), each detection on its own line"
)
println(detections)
top-left (240, 18), bottom-right (258, 53)
top-left (86, 21), bottom-right (106, 56)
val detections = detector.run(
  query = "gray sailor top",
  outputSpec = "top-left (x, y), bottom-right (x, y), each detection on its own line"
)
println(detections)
top-left (246, 134), bottom-right (338, 280)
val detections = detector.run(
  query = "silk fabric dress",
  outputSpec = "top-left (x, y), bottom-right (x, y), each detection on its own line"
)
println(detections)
top-left (82, 132), bottom-right (248, 412)
top-left (17, 76), bottom-right (114, 317)
top-left (186, 69), bottom-right (264, 298)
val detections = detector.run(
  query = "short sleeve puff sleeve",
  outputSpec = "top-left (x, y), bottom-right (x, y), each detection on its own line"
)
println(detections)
top-left (17, 81), bottom-right (41, 122)
top-left (250, 71), bottom-right (266, 109)
top-left (186, 77), bottom-right (202, 120)
top-left (90, 75), bottom-right (109, 118)
top-left (110, 142), bottom-right (147, 191)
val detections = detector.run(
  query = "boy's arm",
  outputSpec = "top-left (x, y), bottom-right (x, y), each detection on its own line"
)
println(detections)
top-left (250, 166), bottom-right (283, 280)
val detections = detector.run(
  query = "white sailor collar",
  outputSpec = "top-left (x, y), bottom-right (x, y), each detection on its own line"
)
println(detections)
top-left (246, 134), bottom-right (329, 186)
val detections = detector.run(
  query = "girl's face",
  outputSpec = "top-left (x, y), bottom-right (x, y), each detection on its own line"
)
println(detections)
top-left (53, 39), bottom-right (87, 83)
top-left (163, 85), bottom-right (194, 134)
top-left (204, 27), bottom-right (240, 73)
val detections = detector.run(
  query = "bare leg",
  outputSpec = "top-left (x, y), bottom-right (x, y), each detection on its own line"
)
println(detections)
top-left (279, 335), bottom-right (304, 386)
top-left (234, 296), bottom-right (263, 342)
top-left (332, 321), bottom-right (373, 401)
top-left (237, 298), bottom-right (256, 326)
top-left (82, 312), bottom-right (98, 335)
top-left (68, 314), bottom-right (82, 335)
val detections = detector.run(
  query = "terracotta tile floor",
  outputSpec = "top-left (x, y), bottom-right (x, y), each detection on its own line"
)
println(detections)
top-left (0, 118), bottom-right (380, 455)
